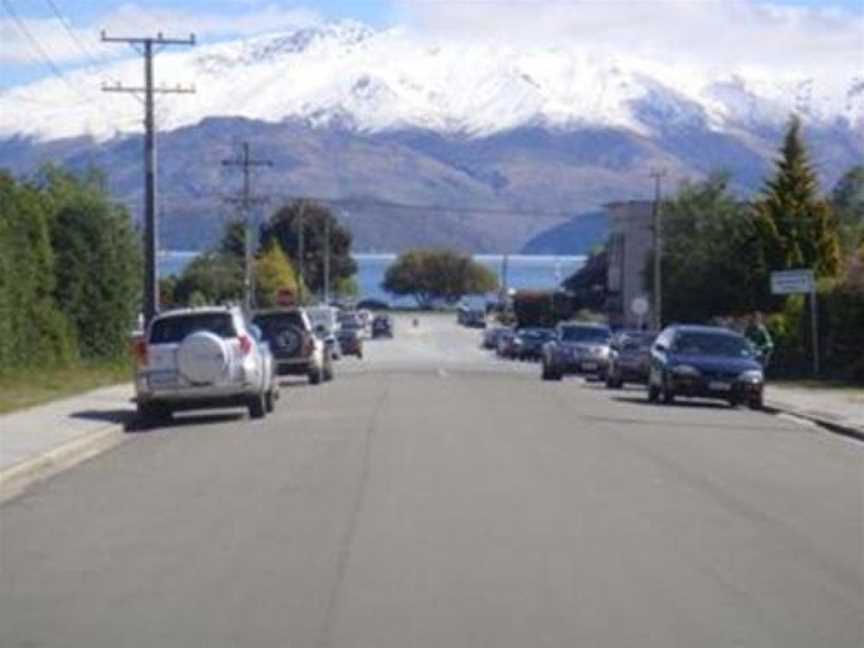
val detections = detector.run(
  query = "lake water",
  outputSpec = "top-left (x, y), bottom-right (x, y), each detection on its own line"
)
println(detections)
top-left (159, 251), bottom-right (585, 305)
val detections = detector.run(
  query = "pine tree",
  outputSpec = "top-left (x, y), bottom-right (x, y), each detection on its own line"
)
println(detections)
top-left (752, 115), bottom-right (842, 278)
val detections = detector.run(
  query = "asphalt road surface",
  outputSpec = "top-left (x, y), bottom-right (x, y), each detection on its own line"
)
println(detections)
top-left (1, 314), bottom-right (862, 647)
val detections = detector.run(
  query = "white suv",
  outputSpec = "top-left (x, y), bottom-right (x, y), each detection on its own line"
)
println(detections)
top-left (134, 306), bottom-right (278, 423)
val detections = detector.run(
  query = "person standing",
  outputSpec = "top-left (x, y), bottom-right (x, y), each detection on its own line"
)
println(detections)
top-left (746, 312), bottom-right (774, 368)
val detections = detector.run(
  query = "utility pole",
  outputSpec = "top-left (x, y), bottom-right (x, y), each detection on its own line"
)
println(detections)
top-left (102, 31), bottom-right (195, 327)
top-left (297, 200), bottom-right (307, 305)
top-left (323, 214), bottom-right (331, 305)
top-left (650, 168), bottom-right (667, 330)
top-left (222, 142), bottom-right (273, 313)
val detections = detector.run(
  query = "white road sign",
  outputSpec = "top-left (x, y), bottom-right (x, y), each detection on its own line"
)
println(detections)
top-left (771, 269), bottom-right (814, 295)
top-left (631, 296), bottom-right (650, 317)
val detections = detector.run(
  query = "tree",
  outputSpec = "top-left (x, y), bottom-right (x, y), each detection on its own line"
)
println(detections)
top-left (254, 241), bottom-right (300, 308)
top-left (645, 171), bottom-right (771, 323)
top-left (0, 172), bottom-right (75, 367)
top-left (382, 249), bottom-right (498, 307)
top-left (259, 200), bottom-right (358, 296)
top-left (831, 166), bottom-right (864, 253)
top-left (173, 252), bottom-right (244, 306)
top-left (752, 115), bottom-right (842, 278)
top-left (48, 180), bottom-right (143, 359)
top-left (219, 219), bottom-right (247, 260)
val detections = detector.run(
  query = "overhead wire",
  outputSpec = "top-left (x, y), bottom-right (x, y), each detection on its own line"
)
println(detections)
top-left (1, 0), bottom-right (121, 129)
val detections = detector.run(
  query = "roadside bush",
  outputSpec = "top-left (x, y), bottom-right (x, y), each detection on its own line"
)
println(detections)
top-left (0, 172), bottom-right (76, 369)
top-left (49, 180), bottom-right (142, 359)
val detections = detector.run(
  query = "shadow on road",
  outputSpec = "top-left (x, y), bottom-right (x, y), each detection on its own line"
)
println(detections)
top-left (72, 409), bottom-right (136, 426)
top-left (611, 395), bottom-right (731, 410)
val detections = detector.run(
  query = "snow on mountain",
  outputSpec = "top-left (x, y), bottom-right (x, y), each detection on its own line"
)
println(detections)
top-left (0, 19), bottom-right (860, 142)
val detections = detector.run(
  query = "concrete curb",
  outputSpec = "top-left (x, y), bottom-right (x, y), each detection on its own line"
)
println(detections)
top-left (0, 423), bottom-right (128, 503)
top-left (764, 401), bottom-right (864, 443)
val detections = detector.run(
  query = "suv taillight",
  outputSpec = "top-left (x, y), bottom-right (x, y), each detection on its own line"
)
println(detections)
top-left (238, 334), bottom-right (253, 355)
top-left (133, 338), bottom-right (148, 366)
top-left (303, 335), bottom-right (314, 355)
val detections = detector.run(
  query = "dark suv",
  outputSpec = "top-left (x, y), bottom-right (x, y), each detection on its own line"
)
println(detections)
top-left (252, 309), bottom-right (332, 384)
top-left (648, 325), bottom-right (765, 409)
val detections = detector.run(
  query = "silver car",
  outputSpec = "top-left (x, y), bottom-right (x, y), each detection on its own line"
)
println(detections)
top-left (134, 306), bottom-right (278, 423)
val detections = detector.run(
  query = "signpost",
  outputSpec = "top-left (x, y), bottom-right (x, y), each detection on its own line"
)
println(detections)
top-left (771, 269), bottom-right (818, 375)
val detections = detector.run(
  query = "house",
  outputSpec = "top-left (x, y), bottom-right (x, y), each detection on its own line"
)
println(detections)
top-left (561, 200), bottom-right (656, 328)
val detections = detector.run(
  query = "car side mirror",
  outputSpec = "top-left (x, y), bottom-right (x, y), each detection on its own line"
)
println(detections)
top-left (654, 343), bottom-right (667, 352)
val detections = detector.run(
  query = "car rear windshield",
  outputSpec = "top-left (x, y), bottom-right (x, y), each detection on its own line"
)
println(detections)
top-left (150, 313), bottom-right (236, 344)
top-left (621, 333), bottom-right (656, 351)
top-left (253, 313), bottom-right (306, 339)
top-left (672, 332), bottom-right (754, 357)
top-left (560, 326), bottom-right (610, 343)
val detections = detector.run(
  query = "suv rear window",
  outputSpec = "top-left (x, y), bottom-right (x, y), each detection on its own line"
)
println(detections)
top-left (150, 313), bottom-right (236, 344)
top-left (253, 312), bottom-right (307, 339)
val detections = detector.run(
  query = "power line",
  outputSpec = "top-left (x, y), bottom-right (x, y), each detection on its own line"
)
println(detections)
top-left (269, 193), bottom-right (585, 218)
top-left (1, 0), bottom-right (98, 107)
top-left (43, 0), bottom-right (113, 77)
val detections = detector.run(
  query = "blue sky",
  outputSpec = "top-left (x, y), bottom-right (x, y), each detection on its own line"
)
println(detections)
top-left (2, 1), bottom-right (862, 88)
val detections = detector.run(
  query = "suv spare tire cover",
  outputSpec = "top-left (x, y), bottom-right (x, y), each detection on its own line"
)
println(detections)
top-left (274, 325), bottom-right (304, 357)
top-left (177, 331), bottom-right (230, 384)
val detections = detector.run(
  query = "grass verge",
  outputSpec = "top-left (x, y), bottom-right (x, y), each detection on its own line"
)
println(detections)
top-left (0, 360), bottom-right (132, 415)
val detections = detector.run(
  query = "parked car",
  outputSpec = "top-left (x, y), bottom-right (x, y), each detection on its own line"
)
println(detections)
top-left (134, 306), bottom-right (278, 423)
top-left (541, 322), bottom-right (612, 380)
top-left (482, 325), bottom-right (510, 350)
top-left (647, 325), bottom-right (765, 409)
top-left (307, 305), bottom-right (342, 360)
top-left (605, 330), bottom-right (657, 388)
top-left (252, 308), bottom-right (333, 384)
top-left (372, 314), bottom-right (394, 338)
top-left (496, 329), bottom-right (519, 358)
top-left (337, 327), bottom-right (364, 358)
top-left (515, 328), bottom-right (556, 361)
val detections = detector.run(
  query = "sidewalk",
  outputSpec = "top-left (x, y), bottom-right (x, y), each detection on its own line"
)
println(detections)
top-left (765, 384), bottom-right (864, 440)
top-left (0, 384), bottom-right (135, 499)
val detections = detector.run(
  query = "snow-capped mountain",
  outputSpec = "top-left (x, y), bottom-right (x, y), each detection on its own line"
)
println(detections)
top-left (1, 20), bottom-right (861, 142)
top-left (1, 21), bottom-right (861, 253)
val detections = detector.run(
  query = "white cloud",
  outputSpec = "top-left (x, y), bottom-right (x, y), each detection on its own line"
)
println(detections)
top-left (0, 3), bottom-right (322, 66)
top-left (390, 0), bottom-right (864, 78)
top-left (100, 3), bottom-right (321, 40)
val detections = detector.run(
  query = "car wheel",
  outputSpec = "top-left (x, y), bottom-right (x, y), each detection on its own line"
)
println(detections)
top-left (324, 358), bottom-right (335, 382)
top-left (309, 367), bottom-right (323, 385)
top-left (265, 389), bottom-right (276, 413)
top-left (661, 376), bottom-right (675, 404)
top-left (648, 383), bottom-right (660, 403)
top-left (748, 394), bottom-right (763, 410)
top-left (248, 394), bottom-right (266, 419)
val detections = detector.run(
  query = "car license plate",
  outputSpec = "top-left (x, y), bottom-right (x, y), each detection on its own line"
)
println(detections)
top-left (709, 381), bottom-right (731, 392)
top-left (583, 362), bottom-right (597, 371)
top-left (149, 371), bottom-right (178, 388)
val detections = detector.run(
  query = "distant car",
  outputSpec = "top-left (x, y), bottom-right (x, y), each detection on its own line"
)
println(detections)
top-left (605, 330), bottom-right (657, 388)
top-left (482, 326), bottom-right (510, 350)
top-left (496, 329), bottom-right (519, 358)
top-left (337, 327), bottom-right (364, 358)
top-left (134, 306), bottom-right (278, 423)
top-left (541, 322), bottom-right (612, 380)
top-left (253, 308), bottom-right (333, 384)
top-left (372, 315), bottom-right (393, 338)
top-left (515, 328), bottom-right (556, 361)
top-left (648, 325), bottom-right (765, 409)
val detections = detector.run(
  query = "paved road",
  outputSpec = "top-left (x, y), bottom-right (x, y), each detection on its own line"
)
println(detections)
top-left (1, 314), bottom-right (862, 647)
